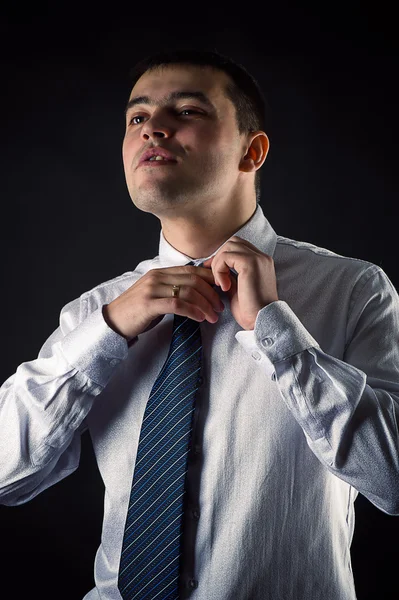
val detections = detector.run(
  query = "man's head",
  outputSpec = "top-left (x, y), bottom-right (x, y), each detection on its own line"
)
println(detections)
top-left (122, 49), bottom-right (269, 222)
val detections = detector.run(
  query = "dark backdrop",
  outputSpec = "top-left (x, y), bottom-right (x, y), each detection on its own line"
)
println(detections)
top-left (0, 5), bottom-right (398, 599)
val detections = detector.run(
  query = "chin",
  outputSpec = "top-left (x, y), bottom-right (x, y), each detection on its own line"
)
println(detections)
top-left (131, 180), bottom-right (190, 205)
top-left (129, 190), bottom-right (180, 214)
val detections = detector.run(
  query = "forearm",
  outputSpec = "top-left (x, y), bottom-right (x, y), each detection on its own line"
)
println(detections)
top-left (0, 346), bottom-right (98, 495)
top-left (275, 346), bottom-right (399, 514)
top-left (0, 306), bottom-right (128, 504)
top-left (237, 298), bottom-right (399, 515)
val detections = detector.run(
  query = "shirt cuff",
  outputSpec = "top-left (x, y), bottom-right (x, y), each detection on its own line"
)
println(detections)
top-left (60, 306), bottom-right (129, 387)
top-left (235, 300), bottom-right (319, 368)
top-left (254, 300), bottom-right (319, 361)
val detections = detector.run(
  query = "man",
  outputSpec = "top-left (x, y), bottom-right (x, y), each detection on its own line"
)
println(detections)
top-left (1, 49), bottom-right (399, 600)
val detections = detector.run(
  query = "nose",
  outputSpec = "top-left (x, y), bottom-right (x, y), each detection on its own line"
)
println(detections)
top-left (141, 113), bottom-right (172, 141)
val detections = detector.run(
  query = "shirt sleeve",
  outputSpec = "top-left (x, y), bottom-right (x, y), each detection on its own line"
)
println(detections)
top-left (0, 297), bottom-right (129, 506)
top-left (235, 268), bottom-right (399, 516)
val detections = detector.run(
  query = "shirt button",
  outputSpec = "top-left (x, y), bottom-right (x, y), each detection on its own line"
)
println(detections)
top-left (261, 337), bottom-right (274, 348)
top-left (188, 579), bottom-right (198, 589)
top-left (271, 372), bottom-right (276, 381)
top-left (110, 359), bottom-right (119, 367)
top-left (197, 375), bottom-right (204, 386)
top-left (251, 351), bottom-right (261, 361)
top-left (192, 508), bottom-right (200, 520)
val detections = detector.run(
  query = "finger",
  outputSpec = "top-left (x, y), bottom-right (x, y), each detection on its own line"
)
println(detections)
top-left (196, 266), bottom-right (217, 285)
top-left (162, 284), bottom-right (221, 323)
top-left (219, 268), bottom-right (233, 292)
top-left (160, 271), bottom-right (224, 314)
top-left (224, 272), bottom-right (237, 301)
top-left (158, 264), bottom-right (215, 281)
top-left (210, 259), bottom-right (233, 291)
top-left (179, 265), bottom-right (216, 285)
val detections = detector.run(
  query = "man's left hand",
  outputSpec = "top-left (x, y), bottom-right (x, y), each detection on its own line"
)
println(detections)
top-left (202, 236), bottom-right (278, 330)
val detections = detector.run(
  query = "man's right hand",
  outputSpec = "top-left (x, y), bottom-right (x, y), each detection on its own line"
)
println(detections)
top-left (102, 265), bottom-right (225, 343)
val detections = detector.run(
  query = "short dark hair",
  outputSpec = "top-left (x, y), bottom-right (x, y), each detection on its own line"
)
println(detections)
top-left (128, 49), bottom-right (268, 203)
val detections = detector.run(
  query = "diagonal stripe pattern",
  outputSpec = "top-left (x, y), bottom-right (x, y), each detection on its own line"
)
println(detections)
top-left (117, 305), bottom-right (202, 599)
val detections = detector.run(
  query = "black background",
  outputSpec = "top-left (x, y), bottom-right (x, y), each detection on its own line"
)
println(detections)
top-left (0, 4), bottom-right (398, 599)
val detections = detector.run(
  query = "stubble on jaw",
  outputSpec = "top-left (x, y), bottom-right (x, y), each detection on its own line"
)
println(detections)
top-left (128, 158), bottom-right (224, 216)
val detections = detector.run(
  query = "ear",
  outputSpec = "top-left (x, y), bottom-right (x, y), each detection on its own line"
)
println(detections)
top-left (240, 131), bottom-right (270, 173)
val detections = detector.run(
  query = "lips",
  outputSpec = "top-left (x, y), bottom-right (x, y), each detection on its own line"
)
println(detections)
top-left (139, 147), bottom-right (178, 165)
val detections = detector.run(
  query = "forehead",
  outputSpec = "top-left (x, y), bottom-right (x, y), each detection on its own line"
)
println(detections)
top-left (128, 64), bottom-right (233, 108)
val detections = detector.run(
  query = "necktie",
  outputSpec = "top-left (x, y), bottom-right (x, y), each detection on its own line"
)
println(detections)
top-left (118, 275), bottom-right (202, 599)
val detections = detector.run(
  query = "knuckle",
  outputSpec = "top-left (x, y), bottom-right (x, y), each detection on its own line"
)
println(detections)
top-left (146, 269), bottom-right (157, 283)
top-left (189, 272), bottom-right (200, 283)
top-left (168, 296), bottom-right (180, 307)
top-left (165, 297), bottom-right (180, 312)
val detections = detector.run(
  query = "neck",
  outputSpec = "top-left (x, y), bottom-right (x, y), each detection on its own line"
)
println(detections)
top-left (160, 202), bottom-right (257, 259)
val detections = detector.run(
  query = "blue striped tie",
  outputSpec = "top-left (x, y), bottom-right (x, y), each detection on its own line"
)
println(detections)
top-left (117, 284), bottom-right (202, 599)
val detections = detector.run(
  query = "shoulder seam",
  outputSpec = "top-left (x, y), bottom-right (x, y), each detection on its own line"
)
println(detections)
top-left (276, 236), bottom-right (375, 267)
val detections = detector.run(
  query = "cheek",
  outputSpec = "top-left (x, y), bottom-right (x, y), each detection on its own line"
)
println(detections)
top-left (122, 139), bottom-right (135, 172)
top-left (194, 130), bottom-right (232, 167)
top-left (204, 143), bottom-right (238, 174)
top-left (204, 126), bottom-right (239, 164)
top-left (121, 138), bottom-right (128, 160)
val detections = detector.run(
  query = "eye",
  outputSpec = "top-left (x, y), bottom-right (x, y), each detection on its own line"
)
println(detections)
top-left (179, 109), bottom-right (199, 115)
top-left (128, 109), bottom-right (202, 126)
top-left (129, 115), bottom-right (145, 125)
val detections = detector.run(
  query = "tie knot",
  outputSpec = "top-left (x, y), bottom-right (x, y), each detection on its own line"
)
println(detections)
top-left (187, 260), bottom-right (203, 267)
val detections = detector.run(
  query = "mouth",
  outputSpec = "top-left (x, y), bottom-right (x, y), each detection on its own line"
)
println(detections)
top-left (138, 146), bottom-right (179, 166)
top-left (138, 159), bottom-right (178, 168)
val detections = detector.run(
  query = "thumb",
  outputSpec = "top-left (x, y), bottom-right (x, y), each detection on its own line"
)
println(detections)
top-left (224, 273), bottom-right (237, 302)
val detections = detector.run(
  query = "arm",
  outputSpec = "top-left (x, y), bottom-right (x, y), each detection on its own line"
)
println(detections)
top-left (0, 298), bottom-right (128, 506)
top-left (237, 267), bottom-right (399, 515)
top-left (0, 263), bottom-right (222, 506)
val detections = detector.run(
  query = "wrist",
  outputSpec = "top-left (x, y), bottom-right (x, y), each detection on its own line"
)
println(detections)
top-left (102, 304), bottom-right (130, 342)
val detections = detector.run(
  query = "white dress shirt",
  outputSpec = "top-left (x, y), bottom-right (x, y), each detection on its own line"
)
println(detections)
top-left (1, 204), bottom-right (399, 599)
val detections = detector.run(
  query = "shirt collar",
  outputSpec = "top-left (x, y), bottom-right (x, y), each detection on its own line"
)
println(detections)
top-left (157, 204), bottom-right (277, 268)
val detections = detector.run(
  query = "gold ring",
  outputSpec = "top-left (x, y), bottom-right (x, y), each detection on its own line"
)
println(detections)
top-left (172, 285), bottom-right (180, 298)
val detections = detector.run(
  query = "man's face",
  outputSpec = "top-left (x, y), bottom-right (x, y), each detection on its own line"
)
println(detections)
top-left (122, 64), bottom-right (249, 217)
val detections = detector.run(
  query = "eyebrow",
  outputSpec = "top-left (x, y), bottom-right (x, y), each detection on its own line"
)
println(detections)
top-left (124, 91), bottom-right (216, 116)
